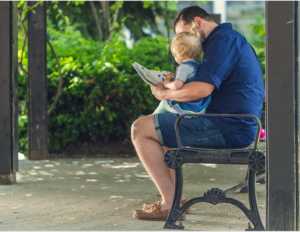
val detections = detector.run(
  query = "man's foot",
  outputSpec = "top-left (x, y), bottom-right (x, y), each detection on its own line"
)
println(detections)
top-left (133, 203), bottom-right (186, 221)
top-left (142, 194), bottom-right (162, 210)
top-left (143, 195), bottom-right (191, 214)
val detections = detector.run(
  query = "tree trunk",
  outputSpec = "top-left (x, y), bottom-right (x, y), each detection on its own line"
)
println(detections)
top-left (89, 1), bottom-right (102, 42)
top-left (164, 1), bottom-right (170, 42)
top-left (99, 1), bottom-right (109, 39)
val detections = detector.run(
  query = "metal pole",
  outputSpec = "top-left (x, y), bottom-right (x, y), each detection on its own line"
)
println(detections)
top-left (0, 1), bottom-right (19, 184)
top-left (28, 1), bottom-right (48, 160)
top-left (265, 1), bottom-right (299, 230)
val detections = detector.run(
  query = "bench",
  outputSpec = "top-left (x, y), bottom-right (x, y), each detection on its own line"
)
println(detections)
top-left (163, 114), bottom-right (265, 231)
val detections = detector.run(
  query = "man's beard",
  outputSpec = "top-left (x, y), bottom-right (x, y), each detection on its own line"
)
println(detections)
top-left (199, 29), bottom-right (206, 42)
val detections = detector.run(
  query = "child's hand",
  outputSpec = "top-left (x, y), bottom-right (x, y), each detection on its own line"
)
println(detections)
top-left (167, 72), bottom-right (176, 78)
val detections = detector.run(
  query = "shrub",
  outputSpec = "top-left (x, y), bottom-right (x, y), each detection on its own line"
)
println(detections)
top-left (18, 26), bottom-right (174, 154)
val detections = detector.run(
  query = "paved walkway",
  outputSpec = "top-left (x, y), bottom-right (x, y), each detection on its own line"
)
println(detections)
top-left (0, 158), bottom-right (266, 231)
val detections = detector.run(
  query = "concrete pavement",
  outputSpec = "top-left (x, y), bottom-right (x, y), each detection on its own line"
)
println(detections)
top-left (0, 157), bottom-right (266, 231)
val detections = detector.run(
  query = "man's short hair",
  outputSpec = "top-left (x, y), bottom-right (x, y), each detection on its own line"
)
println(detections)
top-left (172, 5), bottom-right (213, 33)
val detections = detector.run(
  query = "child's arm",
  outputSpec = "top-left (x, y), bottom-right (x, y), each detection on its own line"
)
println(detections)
top-left (164, 78), bottom-right (184, 90)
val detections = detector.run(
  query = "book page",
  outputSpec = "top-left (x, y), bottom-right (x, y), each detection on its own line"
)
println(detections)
top-left (132, 63), bottom-right (154, 85)
top-left (147, 70), bottom-right (170, 83)
top-left (133, 62), bottom-right (169, 86)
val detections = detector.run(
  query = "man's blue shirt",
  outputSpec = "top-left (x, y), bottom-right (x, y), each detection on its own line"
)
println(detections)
top-left (195, 23), bottom-right (265, 148)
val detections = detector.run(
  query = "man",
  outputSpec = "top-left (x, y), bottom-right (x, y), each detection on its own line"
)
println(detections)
top-left (131, 5), bottom-right (265, 220)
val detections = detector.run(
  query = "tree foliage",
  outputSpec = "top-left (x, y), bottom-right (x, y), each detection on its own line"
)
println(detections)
top-left (46, 1), bottom-right (179, 41)
top-left (248, 15), bottom-right (265, 80)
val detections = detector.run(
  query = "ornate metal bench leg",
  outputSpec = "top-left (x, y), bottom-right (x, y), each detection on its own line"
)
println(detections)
top-left (246, 153), bottom-right (265, 231)
top-left (240, 170), bottom-right (266, 193)
top-left (164, 166), bottom-right (185, 229)
top-left (240, 171), bottom-right (249, 193)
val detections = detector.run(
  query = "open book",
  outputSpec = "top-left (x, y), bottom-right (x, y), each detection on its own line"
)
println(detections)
top-left (132, 62), bottom-right (170, 86)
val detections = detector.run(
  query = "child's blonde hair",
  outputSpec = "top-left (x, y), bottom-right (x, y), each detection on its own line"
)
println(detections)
top-left (170, 27), bottom-right (202, 60)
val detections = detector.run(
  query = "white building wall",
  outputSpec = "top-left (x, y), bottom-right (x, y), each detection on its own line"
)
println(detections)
top-left (213, 1), bottom-right (227, 23)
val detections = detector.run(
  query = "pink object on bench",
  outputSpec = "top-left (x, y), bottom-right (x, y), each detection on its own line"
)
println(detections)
top-left (260, 128), bottom-right (266, 139)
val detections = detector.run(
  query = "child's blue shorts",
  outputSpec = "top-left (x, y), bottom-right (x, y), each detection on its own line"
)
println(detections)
top-left (153, 113), bottom-right (227, 149)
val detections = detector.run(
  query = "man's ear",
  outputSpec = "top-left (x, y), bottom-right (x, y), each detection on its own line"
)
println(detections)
top-left (194, 17), bottom-right (204, 28)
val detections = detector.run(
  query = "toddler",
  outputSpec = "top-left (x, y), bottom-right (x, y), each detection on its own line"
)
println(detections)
top-left (154, 27), bottom-right (211, 114)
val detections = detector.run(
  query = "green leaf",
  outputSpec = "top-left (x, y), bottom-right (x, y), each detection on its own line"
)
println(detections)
top-left (58, 19), bottom-right (64, 27)
top-left (259, 27), bottom-right (265, 36)
top-left (143, 1), bottom-right (153, 8)
top-left (114, 22), bottom-right (120, 28)
top-left (65, 16), bottom-right (70, 25)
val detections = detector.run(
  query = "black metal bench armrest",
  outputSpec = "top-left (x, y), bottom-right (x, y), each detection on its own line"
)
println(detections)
top-left (174, 114), bottom-right (262, 151)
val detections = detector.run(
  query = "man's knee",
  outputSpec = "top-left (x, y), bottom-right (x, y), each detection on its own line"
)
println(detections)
top-left (131, 117), bottom-right (144, 143)
top-left (131, 115), bottom-right (157, 143)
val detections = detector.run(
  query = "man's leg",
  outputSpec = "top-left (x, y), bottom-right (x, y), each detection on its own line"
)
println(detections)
top-left (132, 113), bottom-right (227, 214)
top-left (131, 115), bottom-right (174, 210)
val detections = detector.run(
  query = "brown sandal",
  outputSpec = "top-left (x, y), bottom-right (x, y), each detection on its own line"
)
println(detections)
top-left (133, 201), bottom-right (186, 221)
top-left (142, 194), bottom-right (191, 214)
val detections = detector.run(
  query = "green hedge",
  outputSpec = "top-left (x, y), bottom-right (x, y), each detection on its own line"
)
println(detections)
top-left (18, 27), bottom-right (174, 154)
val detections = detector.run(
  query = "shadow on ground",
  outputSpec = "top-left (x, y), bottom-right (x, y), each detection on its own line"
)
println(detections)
top-left (0, 158), bottom-right (266, 231)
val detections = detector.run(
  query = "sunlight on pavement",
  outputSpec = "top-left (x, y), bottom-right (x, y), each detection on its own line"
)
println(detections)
top-left (75, 171), bottom-right (85, 175)
top-left (101, 162), bottom-right (140, 169)
top-left (29, 172), bottom-right (38, 175)
top-left (88, 172), bottom-right (97, 175)
top-left (81, 164), bottom-right (94, 168)
top-left (44, 164), bottom-right (55, 168)
top-left (86, 179), bottom-right (98, 182)
top-left (116, 180), bottom-right (125, 183)
top-left (134, 174), bottom-right (150, 178)
top-left (200, 164), bottom-right (217, 168)
top-left (109, 196), bottom-right (124, 199)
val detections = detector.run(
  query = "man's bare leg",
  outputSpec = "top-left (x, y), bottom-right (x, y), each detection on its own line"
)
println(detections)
top-left (131, 115), bottom-right (174, 211)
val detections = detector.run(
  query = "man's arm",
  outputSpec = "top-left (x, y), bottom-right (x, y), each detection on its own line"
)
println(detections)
top-left (151, 81), bottom-right (215, 102)
top-left (164, 78), bottom-right (184, 90)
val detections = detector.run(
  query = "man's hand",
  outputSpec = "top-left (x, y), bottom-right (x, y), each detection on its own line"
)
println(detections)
top-left (151, 83), bottom-right (166, 100)
top-left (163, 78), bottom-right (171, 87)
